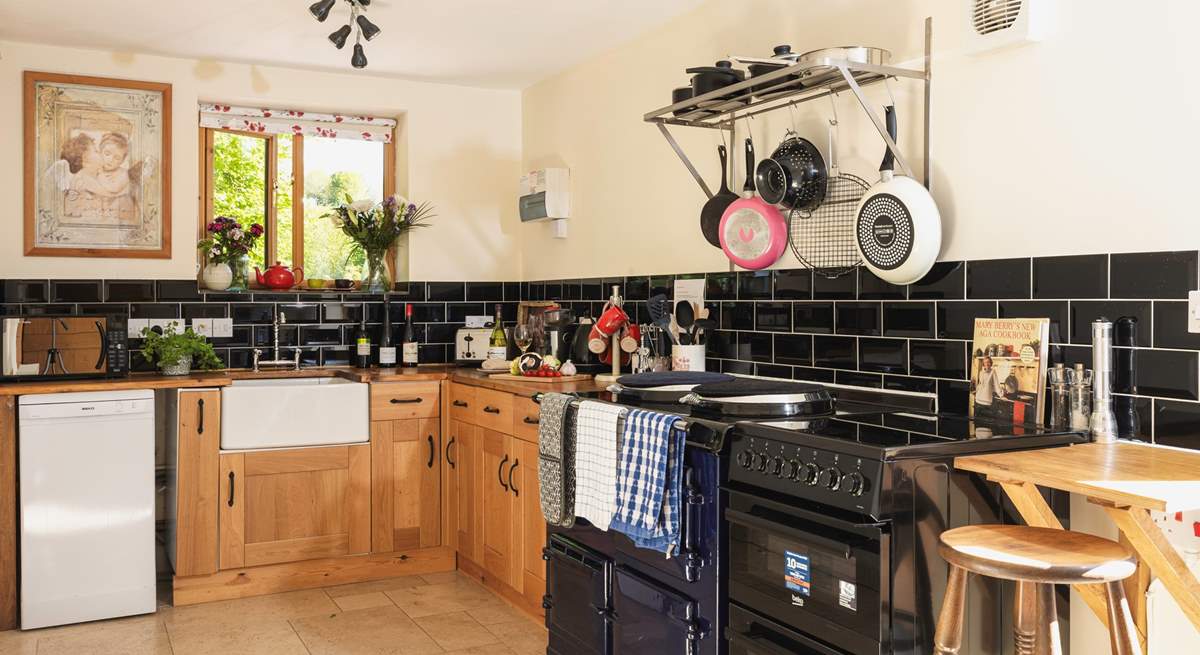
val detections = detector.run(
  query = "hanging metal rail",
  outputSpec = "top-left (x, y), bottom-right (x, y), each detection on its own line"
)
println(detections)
top-left (644, 17), bottom-right (933, 196)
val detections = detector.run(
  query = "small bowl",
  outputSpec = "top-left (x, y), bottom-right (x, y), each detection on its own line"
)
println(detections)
top-left (306, 278), bottom-right (327, 289)
top-left (334, 279), bottom-right (355, 289)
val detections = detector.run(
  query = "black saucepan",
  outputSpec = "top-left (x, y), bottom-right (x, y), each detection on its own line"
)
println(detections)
top-left (686, 60), bottom-right (745, 99)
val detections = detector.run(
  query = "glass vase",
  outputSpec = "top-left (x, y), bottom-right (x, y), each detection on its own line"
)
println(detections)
top-left (362, 248), bottom-right (392, 294)
top-left (227, 254), bottom-right (250, 292)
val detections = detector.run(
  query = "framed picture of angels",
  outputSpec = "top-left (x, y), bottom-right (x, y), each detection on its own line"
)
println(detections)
top-left (24, 71), bottom-right (171, 258)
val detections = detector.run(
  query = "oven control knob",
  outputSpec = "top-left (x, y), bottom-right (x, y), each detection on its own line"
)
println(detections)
top-left (819, 466), bottom-right (843, 491)
top-left (843, 471), bottom-right (866, 496)
top-left (753, 452), bottom-right (769, 473)
top-left (770, 456), bottom-right (786, 477)
top-left (783, 459), bottom-right (802, 480)
top-left (736, 449), bottom-right (753, 469)
top-left (802, 462), bottom-right (821, 486)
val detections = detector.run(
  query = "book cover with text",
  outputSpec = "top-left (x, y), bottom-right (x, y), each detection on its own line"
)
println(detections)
top-left (969, 318), bottom-right (1050, 428)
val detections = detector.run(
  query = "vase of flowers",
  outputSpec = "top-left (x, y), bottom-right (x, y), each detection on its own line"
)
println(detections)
top-left (328, 195), bottom-right (435, 294)
top-left (197, 216), bottom-right (265, 292)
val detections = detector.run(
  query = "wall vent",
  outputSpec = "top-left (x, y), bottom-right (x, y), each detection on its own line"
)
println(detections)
top-left (967, 0), bottom-right (1052, 53)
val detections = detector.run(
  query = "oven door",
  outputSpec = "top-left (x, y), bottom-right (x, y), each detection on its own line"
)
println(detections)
top-left (725, 489), bottom-right (887, 655)
top-left (612, 565), bottom-right (710, 655)
top-left (545, 535), bottom-right (612, 655)
top-left (727, 603), bottom-right (854, 655)
top-left (1, 316), bottom-right (114, 380)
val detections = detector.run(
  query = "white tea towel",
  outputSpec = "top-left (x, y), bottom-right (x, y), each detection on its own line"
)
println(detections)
top-left (573, 400), bottom-right (627, 531)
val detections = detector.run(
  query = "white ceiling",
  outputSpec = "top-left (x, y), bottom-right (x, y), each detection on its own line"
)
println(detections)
top-left (0, 0), bottom-right (708, 88)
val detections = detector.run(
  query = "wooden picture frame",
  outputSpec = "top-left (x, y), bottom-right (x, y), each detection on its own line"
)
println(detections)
top-left (23, 71), bottom-right (172, 258)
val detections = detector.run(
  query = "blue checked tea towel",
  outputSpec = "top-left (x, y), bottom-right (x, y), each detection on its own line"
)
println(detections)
top-left (573, 400), bottom-right (627, 531)
top-left (610, 409), bottom-right (685, 555)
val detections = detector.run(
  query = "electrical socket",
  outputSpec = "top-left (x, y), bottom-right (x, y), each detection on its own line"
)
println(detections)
top-left (126, 318), bottom-right (149, 338)
top-left (1189, 290), bottom-right (1200, 334)
top-left (212, 318), bottom-right (233, 338)
top-left (147, 318), bottom-right (179, 334)
top-left (190, 318), bottom-right (214, 338)
top-left (464, 316), bottom-right (491, 328)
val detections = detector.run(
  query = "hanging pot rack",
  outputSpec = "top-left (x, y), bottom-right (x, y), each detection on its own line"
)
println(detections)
top-left (644, 17), bottom-right (934, 200)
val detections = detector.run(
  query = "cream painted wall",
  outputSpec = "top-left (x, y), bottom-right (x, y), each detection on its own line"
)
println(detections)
top-left (521, 0), bottom-right (1200, 281)
top-left (0, 40), bottom-right (522, 281)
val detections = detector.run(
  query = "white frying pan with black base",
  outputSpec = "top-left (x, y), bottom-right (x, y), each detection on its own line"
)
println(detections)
top-left (854, 106), bottom-right (941, 285)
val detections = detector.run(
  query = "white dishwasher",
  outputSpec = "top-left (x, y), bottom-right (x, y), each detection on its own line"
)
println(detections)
top-left (19, 389), bottom-right (156, 629)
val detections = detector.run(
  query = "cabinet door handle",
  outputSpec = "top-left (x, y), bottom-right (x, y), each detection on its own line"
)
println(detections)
top-left (522, 416), bottom-right (539, 425)
top-left (197, 398), bottom-right (205, 434)
top-left (452, 400), bottom-right (469, 408)
top-left (446, 437), bottom-right (456, 469)
top-left (483, 406), bottom-right (501, 414)
top-left (390, 397), bottom-right (423, 404)
top-left (498, 454), bottom-right (509, 491)
top-left (227, 471), bottom-right (235, 508)
top-left (508, 459), bottom-right (519, 497)
top-left (427, 435), bottom-right (435, 469)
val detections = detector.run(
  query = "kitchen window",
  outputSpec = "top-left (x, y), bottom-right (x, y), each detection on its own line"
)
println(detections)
top-left (198, 104), bottom-right (396, 283)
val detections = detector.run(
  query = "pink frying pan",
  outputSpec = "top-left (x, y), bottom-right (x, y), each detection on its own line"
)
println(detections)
top-left (719, 138), bottom-right (789, 270)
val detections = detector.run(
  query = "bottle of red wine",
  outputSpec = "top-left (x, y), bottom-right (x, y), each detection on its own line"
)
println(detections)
top-left (378, 296), bottom-right (397, 368)
top-left (401, 304), bottom-right (419, 368)
top-left (354, 315), bottom-right (371, 369)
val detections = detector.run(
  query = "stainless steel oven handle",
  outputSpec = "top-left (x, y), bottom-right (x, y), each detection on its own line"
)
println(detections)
top-left (726, 488), bottom-right (887, 534)
top-left (726, 629), bottom-right (844, 655)
top-left (725, 508), bottom-right (852, 559)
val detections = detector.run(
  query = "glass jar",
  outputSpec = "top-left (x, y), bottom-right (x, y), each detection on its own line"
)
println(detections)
top-left (1048, 364), bottom-right (1072, 430)
top-left (1070, 365), bottom-right (1094, 431)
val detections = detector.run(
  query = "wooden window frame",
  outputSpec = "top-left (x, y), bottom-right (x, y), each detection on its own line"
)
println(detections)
top-left (199, 128), bottom-right (396, 288)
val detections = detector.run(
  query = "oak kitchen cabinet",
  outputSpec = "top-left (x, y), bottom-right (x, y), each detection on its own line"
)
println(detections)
top-left (370, 380), bottom-right (443, 553)
top-left (445, 380), bottom-right (546, 615)
top-left (167, 389), bottom-right (221, 577)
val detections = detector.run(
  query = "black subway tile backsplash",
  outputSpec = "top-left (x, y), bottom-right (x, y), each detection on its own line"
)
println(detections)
top-left (967, 258), bottom-right (1031, 300)
top-left (1110, 251), bottom-right (1198, 299)
top-left (937, 301), bottom-right (996, 340)
top-left (1069, 301), bottom-right (1151, 346)
top-left (5, 249), bottom-right (1198, 448)
top-left (885, 302), bottom-right (935, 338)
top-left (1033, 254), bottom-right (1107, 299)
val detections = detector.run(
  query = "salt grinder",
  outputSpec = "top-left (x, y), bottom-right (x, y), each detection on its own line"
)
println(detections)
top-left (1089, 318), bottom-right (1119, 443)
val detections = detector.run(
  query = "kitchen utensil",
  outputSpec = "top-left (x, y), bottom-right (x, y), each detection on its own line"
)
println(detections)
top-left (741, 45), bottom-right (804, 97)
top-left (254, 262), bottom-right (304, 290)
top-left (1090, 318), bottom-right (1118, 443)
top-left (790, 102), bottom-right (869, 277)
top-left (674, 300), bottom-right (695, 346)
top-left (670, 86), bottom-right (694, 116)
top-left (756, 132), bottom-right (827, 211)
top-left (686, 60), bottom-right (745, 99)
top-left (700, 145), bottom-right (738, 248)
top-left (796, 46), bottom-right (890, 87)
top-left (692, 318), bottom-right (716, 344)
top-left (854, 106), bottom-right (941, 284)
top-left (681, 379), bottom-right (834, 418)
top-left (719, 138), bottom-right (789, 270)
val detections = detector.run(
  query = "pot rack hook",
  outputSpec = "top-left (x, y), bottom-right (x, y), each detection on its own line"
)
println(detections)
top-left (787, 100), bottom-right (800, 135)
top-left (884, 76), bottom-right (897, 108)
top-left (827, 91), bottom-right (840, 127)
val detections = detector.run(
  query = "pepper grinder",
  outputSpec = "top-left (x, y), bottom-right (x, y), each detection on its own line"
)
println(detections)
top-left (1090, 318), bottom-right (1119, 443)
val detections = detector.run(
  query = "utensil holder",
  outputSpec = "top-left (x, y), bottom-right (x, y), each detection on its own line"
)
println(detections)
top-left (671, 344), bottom-right (706, 372)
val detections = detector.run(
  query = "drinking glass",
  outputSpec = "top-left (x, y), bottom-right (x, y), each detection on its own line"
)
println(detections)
top-left (514, 325), bottom-right (533, 354)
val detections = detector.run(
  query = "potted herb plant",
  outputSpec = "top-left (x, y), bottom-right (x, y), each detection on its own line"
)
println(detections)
top-left (197, 216), bottom-right (265, 291)
top-left (328, 195), bottom-right (435, 293)
top-left (140, 323), bottom-right (223, 376)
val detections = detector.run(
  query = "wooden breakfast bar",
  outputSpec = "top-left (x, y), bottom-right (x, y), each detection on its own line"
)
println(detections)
top-left (956, 441), bottom-right (1200, 651)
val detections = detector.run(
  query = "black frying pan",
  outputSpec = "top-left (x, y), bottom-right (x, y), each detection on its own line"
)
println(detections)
top-left (700, 144), bottom-right (738, 248)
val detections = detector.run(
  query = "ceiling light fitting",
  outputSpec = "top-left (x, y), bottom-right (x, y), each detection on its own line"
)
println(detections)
top-left (308, 0), bottom-right (380, 69)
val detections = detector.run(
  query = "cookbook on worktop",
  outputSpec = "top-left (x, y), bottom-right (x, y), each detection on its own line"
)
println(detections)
top-left (969, 318), bottom-right (1051, 427)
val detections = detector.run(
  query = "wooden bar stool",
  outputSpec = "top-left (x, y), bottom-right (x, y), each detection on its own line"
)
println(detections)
top-left (934, 525), bottom-right (1142, 655)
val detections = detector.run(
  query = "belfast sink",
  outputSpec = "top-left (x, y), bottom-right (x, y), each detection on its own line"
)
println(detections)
top-left (220, 377), bottom-right (369, 450)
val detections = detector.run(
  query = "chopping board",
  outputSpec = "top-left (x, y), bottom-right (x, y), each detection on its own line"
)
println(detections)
top-left (488, 373), bottom-right (594, 384)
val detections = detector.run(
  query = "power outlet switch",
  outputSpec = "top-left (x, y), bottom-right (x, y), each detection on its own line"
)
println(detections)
top-left (190, 318), bottom-right (214, 338)
top-left (1189, 290), bottom-right (1200, 334)
top-left (212, 318), bottom-right (233, 338)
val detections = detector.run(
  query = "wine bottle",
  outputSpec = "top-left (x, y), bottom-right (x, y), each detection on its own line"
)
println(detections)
top-left (378, 296), bottom-right (397, 368)
top-left (487, 303), bottom-right (508, 361)
top-left (354, 314), bottom-right (371, 369)
top-left (401, 303), bottom-right (419, 368)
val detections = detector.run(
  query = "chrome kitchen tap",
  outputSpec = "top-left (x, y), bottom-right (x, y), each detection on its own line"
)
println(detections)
top-left (252, 310), bottom-right (302, 371)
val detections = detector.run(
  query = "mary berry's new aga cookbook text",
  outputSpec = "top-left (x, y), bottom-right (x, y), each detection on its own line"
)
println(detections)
top-left (969, 318), bottom-right (1050, 427)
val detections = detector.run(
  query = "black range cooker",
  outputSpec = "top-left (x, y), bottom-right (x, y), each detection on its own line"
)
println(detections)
top-left (540, 376), bottom-right (1086, 655)
top-left (719, 385), bottom-right (1087, 655)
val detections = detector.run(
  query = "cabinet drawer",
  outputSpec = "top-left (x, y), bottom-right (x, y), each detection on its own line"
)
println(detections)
top-left (449, 382), bottom-right (477, 424)
top-left (513, 396), bottom-right (541, 443)
top-left (476, 388), bottom-right (513, 433)
top-left (370, 382), bottom-right (440, 420)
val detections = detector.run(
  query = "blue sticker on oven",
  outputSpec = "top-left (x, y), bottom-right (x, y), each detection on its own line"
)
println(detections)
top-left (784, 551), bottom-right (810, 596)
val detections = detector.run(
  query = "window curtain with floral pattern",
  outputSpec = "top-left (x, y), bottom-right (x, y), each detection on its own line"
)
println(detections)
top-left (198, 103), bottom-right (395, 142)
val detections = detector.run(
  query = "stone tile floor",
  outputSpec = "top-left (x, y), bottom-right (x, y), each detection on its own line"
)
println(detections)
top-left (0, 571), bottom-right (547, 654)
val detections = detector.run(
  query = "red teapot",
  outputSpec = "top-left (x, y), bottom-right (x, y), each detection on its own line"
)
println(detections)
top-left (254, 262), bottom-right (304, 290)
